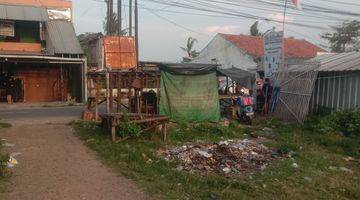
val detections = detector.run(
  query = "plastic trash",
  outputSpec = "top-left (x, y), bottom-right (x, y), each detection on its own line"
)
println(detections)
top-left (292, 163), bottom-right (299, 168)
top-left (2, 143), bottom-right (15, 147)
top-left (7, 157), bottom-right (18, 168)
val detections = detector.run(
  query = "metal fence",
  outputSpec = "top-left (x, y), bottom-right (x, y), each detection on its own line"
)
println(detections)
top-left (310, 70), bottom-right (360, 112)
top-left (273, 62), bottom-right (319, 123)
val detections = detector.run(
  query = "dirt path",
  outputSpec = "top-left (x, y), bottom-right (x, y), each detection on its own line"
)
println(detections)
top-left (0, 109), bottom-right (148, 200)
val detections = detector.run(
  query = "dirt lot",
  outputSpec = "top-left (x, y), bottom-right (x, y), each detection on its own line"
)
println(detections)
top-left (0, 106), bottom-right (147, 200)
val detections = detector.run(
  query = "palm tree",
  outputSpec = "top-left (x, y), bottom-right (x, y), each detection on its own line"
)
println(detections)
top-left (181, 37), bottom-right (200, 62)
top-left (103, 13), bottom-right (128, 36)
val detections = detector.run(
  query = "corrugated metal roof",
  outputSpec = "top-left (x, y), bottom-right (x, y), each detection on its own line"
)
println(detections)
top-left (0, 4), bottom-right (48, 21)
top-left (310, 52), bottom-right (360, 71)
top-left (288, 52), bottom-right (360, 72)
top-left (46, 20), bottom-right (83, 55)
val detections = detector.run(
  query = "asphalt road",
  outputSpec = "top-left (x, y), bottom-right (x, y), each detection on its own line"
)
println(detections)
top-left (0, 106), bottom-right (84, 125)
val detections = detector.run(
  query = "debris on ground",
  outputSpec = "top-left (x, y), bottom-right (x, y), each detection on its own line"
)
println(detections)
top-left (2, 142), bottom-right (15, 147)
top-left (158, 139), bottom-right (279, 175)
top-left (343, 156), bottom-right (356, 162)
top-left (339, 167), bottom-right (354, 174)
top-left (303, 176), bottom-right (312, 182)
top-left (292, 163), bottom-right (299, 168)
top-left (262, 127), bottom-right (273, 132)
top-left (7, 156), bottom-right (18, 168)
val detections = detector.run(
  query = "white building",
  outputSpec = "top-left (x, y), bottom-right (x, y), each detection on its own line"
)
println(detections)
top-left (193, 33), bottom-right (326, 73)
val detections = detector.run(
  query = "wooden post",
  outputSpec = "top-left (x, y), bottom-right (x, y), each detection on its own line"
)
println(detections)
top-left (109, 73), bottom-right (114, 113)
top-left (95, 76), bottom-right (100, 122)
top-left (117, 73), bottom-right (122, 112)
top-left (156, 75), bottom-right (160, 114)
top-left (111, 118), bottom-right (116, 141)
top-left (106, 70), bottom-right (110, 113)
top-left (162, 123), bottom-right (167, 141)
top-left (128, 87), bottom-right (132, 113)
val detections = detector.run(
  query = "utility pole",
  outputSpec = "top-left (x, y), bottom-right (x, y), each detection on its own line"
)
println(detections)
top-left (129, 0), bottom-right (133, 36)
top-left (109, 0), bottom-right (113, 35)
top-left (118, 0), bottom-right (122, 35)
top-left (105, 0), bottom-right (110, 34)
top-left (135, 0), bottom-right (139, 64)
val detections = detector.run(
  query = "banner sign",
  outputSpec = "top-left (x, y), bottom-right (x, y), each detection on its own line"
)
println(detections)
top-left (0, 21), bottom-right (15, 37)
top-left (263, 30), bottom-right (283, 78)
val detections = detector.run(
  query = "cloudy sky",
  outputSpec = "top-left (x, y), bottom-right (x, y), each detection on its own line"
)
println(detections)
top-left (72, 0), bottom-right (360, 62)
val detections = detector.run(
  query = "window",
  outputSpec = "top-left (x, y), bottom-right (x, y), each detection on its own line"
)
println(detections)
top-left (0, 21), bottom-right (15, 37)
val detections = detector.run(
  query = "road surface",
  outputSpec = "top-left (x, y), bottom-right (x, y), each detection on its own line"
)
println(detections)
top-left (0, 105), bottom-right (147, 200)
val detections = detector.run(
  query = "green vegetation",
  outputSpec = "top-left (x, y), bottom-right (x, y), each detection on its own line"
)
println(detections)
top-left (0, 121), bottom-right (11, 193)
top-left (0, 122), bottom-right (11, 129)
top-left (306, 108), bottom-right (360, 137)
top-left (117, 121), bottom-right (141, 138)
top-left (72, 112), bottom-right (360, 200)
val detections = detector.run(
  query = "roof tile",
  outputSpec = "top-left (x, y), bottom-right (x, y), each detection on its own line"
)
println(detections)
top-left (219, 33), bottom-right (326, 59)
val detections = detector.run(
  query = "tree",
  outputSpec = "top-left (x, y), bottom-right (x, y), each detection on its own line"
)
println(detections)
top-left (103, 13), bottom-right (128, 36)
top-left (250, 21), bottom-right (261, 36)
top-left (180, 37), bottom-right (200, 63)
top-left (321, 20), bottom-right (360, 53)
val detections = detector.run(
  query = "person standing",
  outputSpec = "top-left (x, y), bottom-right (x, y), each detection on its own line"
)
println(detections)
top-left (262, 78), bottom-right (273, 114)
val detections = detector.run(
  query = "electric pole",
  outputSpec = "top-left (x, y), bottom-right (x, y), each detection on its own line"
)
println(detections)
top-left (109, 0), bottom-right (113, 35)
top-left (118, 0), bottom-right (122, 35)
top-left (135, 0), bottom-right (139, 64)
top-left (129, 0), bottom-right (133, 36)
top-left (105, 0), bottom-right (110, 34)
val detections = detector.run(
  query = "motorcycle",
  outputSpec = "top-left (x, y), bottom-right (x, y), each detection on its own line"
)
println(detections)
top-left (237, 105), bottom-right (255, 125)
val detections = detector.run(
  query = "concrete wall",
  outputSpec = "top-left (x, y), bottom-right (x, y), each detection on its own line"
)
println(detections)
top-left (310, 70), bottom-right (360, 112)
top-left (193, 34), bottom-right (257, 71)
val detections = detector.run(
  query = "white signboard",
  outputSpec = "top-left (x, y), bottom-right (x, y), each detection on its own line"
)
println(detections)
top-left (0, 21), bottom-right (15, 37)
top-left (263, 31), bottom-right (283, 78)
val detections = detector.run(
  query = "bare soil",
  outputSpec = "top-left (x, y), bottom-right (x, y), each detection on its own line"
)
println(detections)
top-left (0, 109), bottom-right (148, 200)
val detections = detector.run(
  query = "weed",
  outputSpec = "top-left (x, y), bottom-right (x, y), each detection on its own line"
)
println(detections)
top-left (117, 122), bottom-right (141, 138)
top-left (0, 123), bottom-right (11, 129)
top-left (306, 108), bottom-right (360, 137)
top-left (72, 119), bottom-right (360, 200)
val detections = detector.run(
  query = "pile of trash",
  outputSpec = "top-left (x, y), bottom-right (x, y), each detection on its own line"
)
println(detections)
top-left (159, 139), bottom-right (278, 175)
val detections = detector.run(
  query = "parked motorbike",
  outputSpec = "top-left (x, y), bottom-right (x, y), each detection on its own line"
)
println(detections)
top-left (237, 104), bottom-right (255, 125)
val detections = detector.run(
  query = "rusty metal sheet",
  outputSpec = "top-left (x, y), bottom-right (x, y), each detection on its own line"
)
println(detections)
top-left (104, 36), bottom-right (137, 70)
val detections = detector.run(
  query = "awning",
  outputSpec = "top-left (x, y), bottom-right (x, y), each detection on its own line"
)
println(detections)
top-left (217, 67), bottom-right (256, 89)
top-left (46, 20), bottom-right (83, 55)
top-left (158, 63), bottom-right (218, 75)
top-left (0, 4), bottom-right (48, 21)
top-left (0, 54), bottom-right (85, 64)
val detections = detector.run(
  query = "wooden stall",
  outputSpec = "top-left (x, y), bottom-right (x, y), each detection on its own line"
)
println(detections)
top-left (85, 61), bottom-right (168, 141)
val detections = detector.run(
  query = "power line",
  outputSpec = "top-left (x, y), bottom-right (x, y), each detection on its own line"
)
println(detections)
top-left (143, 0), bottom-right (331, 30)
top-left (142, 5), bottom-right (209, 36)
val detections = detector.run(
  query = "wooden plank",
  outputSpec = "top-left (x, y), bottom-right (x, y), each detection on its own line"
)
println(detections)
top-left (162, 123), bottom-right (168, 141)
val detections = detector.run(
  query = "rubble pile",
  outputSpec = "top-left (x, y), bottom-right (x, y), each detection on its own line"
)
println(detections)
top-left (160, 139), bottom-right (277, 175)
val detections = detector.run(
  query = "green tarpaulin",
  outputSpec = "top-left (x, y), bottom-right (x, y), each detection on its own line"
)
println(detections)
top-left (159, 63), bottom-right (220, 122)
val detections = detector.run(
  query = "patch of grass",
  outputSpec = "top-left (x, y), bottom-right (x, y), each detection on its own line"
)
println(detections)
top-left (0, 121), bottom-right (11, 193)
top-left (72, 120), bottom-right (360, 200)
top-left (0, 122), bottom-right (11, 129)
top-left (0, 139), bottom-right (10, 194)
